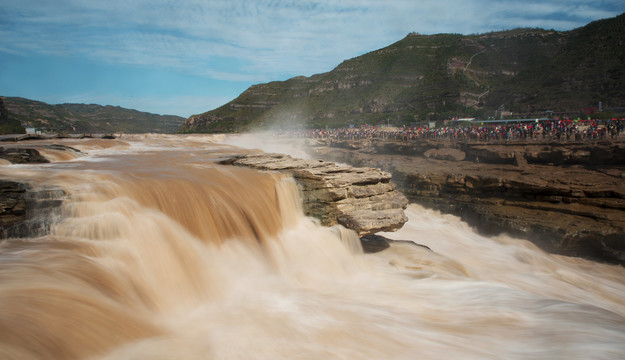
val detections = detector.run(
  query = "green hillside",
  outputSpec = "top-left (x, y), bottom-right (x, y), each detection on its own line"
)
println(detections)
top-left (181, 13), bottom-right (625, 133)
top-left (1, 97), bottom-right (185, 134)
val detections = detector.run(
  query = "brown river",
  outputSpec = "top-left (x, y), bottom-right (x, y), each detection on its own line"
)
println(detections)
top-left (1, 134), bottom-right (624, 359)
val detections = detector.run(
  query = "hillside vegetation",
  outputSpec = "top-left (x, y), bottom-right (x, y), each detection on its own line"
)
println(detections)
top-left (1, 97), bottom-right (185, 134)
top-left (181, 13), bottom-right (625, 133)
top-left (0, 97), bottom-right (25, 134)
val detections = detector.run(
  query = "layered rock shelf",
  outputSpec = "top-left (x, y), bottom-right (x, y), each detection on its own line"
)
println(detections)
top-left (0, 146), bottom-right (69, 238)
top-left (0, 180), bottom-right (65, 238)
top-left (219, 153), bottom-right (409, 236)
top-left (308, 139), bottom-right (625, 265)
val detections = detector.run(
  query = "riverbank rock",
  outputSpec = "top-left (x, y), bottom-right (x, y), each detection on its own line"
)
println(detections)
top-left (0, 180), bottom-right (29, 235)
top-left (0, 146), bottom-right (49, 164)
top-left (0, 180), bottom-right (65, 238)
top-left (220, 153), bottom-right (408, 236)
top-left (0, 144), bottom-right (82, 164)
top-left (307, 138), bottom-right (625, 265)
top-left (0, 145), bottom-right (77, 238)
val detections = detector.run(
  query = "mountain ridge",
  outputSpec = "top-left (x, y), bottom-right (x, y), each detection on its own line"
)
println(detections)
top-left (181, 13), bottom-right (625, 133)
top-left (1, 97), bottom-right (186, 134)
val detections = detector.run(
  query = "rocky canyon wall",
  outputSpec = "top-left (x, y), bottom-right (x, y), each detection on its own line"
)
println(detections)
top-left (308, 139), bottom-right (625, 265)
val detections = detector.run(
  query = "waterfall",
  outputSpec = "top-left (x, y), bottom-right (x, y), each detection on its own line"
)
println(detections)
top-left (0, 135), bottom-right (624, 359)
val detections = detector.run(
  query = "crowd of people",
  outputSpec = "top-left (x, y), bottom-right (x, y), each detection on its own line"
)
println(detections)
top-left (278, 120), bottom-right (624, 142)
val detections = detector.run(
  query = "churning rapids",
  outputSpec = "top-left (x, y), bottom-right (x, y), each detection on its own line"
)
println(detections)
top-left (1, 134), bottom-right (625, 359)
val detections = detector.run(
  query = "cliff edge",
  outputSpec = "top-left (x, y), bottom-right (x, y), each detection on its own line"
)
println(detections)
top-left (220, 153), bottom-right (408, 236)
top-left (309, 139), bottom-right (625, 265)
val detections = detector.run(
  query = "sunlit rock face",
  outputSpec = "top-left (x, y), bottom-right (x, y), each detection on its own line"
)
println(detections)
top-left (220, 153), bottom-right (408, 236)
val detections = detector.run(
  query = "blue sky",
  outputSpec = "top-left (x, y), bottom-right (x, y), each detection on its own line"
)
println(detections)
top-left (1, 1), bottom-right (622, 117)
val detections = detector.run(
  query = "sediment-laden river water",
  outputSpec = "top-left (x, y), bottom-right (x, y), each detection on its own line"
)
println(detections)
top-left (1, 134), bottom-right (624, 359)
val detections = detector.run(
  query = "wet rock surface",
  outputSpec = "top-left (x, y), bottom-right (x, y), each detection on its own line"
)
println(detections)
top-left (0, 180), bottom-right (65, 239)
top-left (220, 153), bottom-right (409, 236)
top-left (308, 138), bottom-right (625, 265)
top-left (0, 145), bottom-right (74, 238)
top-left (0, 180), bottom-right (30, 234)
top-left (360, 233), bottom-right (431, 254)
top-left (0, 146), bottom-right (49, 164)
top-left (0, 144), bottom-right (82, 164)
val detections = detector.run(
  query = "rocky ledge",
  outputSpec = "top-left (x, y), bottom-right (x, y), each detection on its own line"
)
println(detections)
top-left (219, 153), bottom-right (408, 236)
top-left (0, 146), bottom-right (49, 164)
top-left (308, 139), bottom-right (625, 265)
top-left (0, 180), bottom-right (65, 238)
top-left (0, 144), bottom-right (82, 164)
top-left (0, 146), bottom-right (71, 238)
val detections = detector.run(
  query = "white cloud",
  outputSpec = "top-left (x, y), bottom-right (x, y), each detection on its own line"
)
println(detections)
top-left (2, 0), bottom-right (622, 81)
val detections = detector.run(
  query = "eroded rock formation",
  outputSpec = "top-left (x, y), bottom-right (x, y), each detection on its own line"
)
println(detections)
top-left (0, 146), bottom-right (70, 238)
top-left (308, 139), bottom-right (625, 265)
top-left (0, 146), bottom-right (49, 164)
top-left (0, 180), bottom-right (65, 238)
top-left (220, 153), bottom-right (408, 236)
